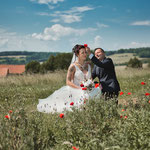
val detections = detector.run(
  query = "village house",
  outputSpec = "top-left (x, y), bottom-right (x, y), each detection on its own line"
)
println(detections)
top-left (0, 65), bottom-right (25, 77)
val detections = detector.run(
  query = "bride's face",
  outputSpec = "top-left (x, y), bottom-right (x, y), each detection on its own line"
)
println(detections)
top-left (78, 48), bottom-right (87, 61)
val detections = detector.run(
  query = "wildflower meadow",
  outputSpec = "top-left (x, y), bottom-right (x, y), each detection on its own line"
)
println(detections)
top-left (0, 67), bottom-right (150, 150)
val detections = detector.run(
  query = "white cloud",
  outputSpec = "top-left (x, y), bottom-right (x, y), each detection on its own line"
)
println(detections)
top-left (51, 19), bottom-right (60, 23)
top-left (65, 6), bottom-right (94, 14)
top-left (94, 35), bottom-right (102, 47)
top-left (0, 28), bottom-right (55, 52)
top-left (49, 13), bottom-right (82, 23)
top-left (59, 14), bottom-right (81, 23)
top-left (130, 41), bottom-right (150, 47)
top-left (130, 20), bottom-right (150, 26)
top-left (30, 0), bottom-right (64, 9)
top-left (53, 6), bottom-right (94, 23)
top-left (0, 26), bottom-right (97, 52)
top-left (30, 0), bottom-right (64, 4)
top-left (97, 23), bottom-right (109, 28)
top-left (0, 38), bottom-right (8, 47)
top-left (37, 12), bottom-right (51, 16)
top-left (89, 35), bottom-right (102, 49)
top-left (0, 29), bottom-right (25, 50)
top-left (38, 6), bottom-right (94, 23)
top-left (115, 41), bottom-right (150, 50)
top-left (32, 24), bottom-right (96, 41)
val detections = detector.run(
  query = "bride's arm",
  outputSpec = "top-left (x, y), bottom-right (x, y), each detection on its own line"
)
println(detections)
top-left (66, 64), bottom-right (81, 89)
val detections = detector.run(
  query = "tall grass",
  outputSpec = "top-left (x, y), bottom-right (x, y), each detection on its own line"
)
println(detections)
top-left (0, 67), bottom-right (150, 150)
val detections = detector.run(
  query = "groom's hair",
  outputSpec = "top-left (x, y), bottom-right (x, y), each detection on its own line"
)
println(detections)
top-left (72, 44), bottom-right (85, 56)
top-left (94, 48), bottom-right (105, 53)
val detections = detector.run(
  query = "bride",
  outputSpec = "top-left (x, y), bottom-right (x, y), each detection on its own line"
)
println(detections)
top-left (37, 44), bottom-right (101, 113)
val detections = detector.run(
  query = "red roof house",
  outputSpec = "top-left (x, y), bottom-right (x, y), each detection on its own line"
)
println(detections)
top-left (0, 65), bottom-right (25, 77)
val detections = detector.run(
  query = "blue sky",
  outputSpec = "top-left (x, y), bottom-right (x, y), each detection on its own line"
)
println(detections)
top-left (0, 0), bottom-right (150, 52)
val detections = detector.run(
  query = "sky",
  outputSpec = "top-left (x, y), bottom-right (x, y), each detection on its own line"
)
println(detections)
top-left (0, 0), bottom-right (150, 52)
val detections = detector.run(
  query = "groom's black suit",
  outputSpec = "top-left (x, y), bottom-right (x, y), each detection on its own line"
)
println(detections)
top-left (91, 55), bottom-right (120, 99)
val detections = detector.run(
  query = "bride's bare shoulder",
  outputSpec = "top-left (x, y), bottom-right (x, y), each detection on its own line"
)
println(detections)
top-left (68, 63), bottom-right (76, 72)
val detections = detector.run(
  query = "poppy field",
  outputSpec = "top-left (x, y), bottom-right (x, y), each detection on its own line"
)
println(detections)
top-left (0, 68), bottom-right (150, 150)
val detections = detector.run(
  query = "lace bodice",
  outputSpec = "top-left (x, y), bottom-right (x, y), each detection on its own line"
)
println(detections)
top-left (73, 64), bottom-right (91, 86)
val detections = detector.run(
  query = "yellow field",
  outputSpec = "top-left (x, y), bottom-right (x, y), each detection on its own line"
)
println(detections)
top-left (108, 53), bottom-right (147, 65)
top-left (0, 55), bottom-right (26, 58)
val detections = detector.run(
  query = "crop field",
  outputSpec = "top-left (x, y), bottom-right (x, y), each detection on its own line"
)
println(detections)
top-left (108, 53), bottom-right (148, 65)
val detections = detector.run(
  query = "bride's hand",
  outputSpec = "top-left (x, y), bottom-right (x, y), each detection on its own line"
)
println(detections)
top-left (86, 47), bottom-right (91, 55)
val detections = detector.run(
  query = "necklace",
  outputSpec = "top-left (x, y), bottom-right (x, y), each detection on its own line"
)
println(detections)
top-left (76, 62), bottom-right (85, 69)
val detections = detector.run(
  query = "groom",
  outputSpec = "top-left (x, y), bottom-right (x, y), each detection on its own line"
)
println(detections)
top-left (86, 47), bottom-right (120, 103)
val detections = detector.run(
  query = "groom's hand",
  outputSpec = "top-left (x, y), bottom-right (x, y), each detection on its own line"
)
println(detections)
top-left (86, 47), bottom-right (91, 55)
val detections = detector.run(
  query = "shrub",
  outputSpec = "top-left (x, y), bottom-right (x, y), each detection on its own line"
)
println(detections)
top-left (127, 57), bottom-right (142, 68)
top-left (25, 61), bottom-right (40, 73)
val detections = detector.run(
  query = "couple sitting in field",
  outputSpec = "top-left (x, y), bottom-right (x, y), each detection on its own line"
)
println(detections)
top-left (37, 44), bottom-right (120, 113)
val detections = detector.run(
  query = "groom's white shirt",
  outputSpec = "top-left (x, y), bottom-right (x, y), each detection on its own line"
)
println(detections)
top-left (89, 53), bottom-right (94, 59)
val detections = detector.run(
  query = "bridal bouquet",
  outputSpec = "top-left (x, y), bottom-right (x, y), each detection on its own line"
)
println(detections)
top-left (80, 79), bottom-right (95, 91)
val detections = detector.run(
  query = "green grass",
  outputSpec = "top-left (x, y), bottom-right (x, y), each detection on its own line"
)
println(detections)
top-left (0, 68), bottom-right (150, 150)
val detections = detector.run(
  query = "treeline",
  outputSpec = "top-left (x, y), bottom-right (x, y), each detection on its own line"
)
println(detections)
top-left (0, 51), bottom-right (59, 65)
top-left (106, 47), bottom-right (150, 58)
top-left (0, 47), bottom-right (150, 65)
top-left (25, 53), bottom-right (73, 73)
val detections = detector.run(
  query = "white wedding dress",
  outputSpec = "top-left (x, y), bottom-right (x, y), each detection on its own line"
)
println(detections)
top-left (37, 64), bottom-right (101, 113)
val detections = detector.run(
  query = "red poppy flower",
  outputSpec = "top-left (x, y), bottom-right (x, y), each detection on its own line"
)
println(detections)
top-left (9, 110), bottom-right (13, 113)
top-left (59, 113), bottom-right (64, 118)
top-left (84, 44), bottom-right (88, 47)
top-left (5, 115), bottom-right (10, 119)
top-left (145, 93), bottom-right (150, 96)
top-left (72, 146), bottom-right (79, 150)
top-left (128, 92), bottom-right (131, 95)
top-left (148, 100), bottom-right (150, 104)
top-left (82, 87), bottom-right (87, 90)
top-left (124, 116), bottom-right (127, 119)
top-left (95, 83), bottom-right (99, 88)
top-left (120, 91), bottom-right (124, 95)
top-left (80, 84), bottom-right (84, 87)
top-left (141, 82), bottom-right (146, 85)
top-left (120, 115), bottom-right (123, 118)
top-left (70, 102), bottom-right (74, 106)
top-left (122, 109), bottom-right (125, 112)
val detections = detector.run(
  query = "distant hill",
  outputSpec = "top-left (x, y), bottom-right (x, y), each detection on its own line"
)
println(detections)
top-left (105, 47), bottom-right (150, 58)
top-left (106, 47), bottom-right (150, 65)
top-left (108, 53), bottom-right (149, 66)
top-left (0, 51), bottom-right (59, 65)
top-left (0, 47), bottom-right (150, 65)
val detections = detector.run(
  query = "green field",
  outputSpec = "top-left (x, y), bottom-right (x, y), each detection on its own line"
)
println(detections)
top-left (0, 68), bottom-right (150, 150)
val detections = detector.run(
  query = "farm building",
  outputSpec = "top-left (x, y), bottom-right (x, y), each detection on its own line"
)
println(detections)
top-left (0, 65), bottom-right (25, 77)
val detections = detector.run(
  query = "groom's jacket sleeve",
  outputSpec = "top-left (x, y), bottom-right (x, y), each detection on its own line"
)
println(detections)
top-left (91, 55), bottom-right (114, 69)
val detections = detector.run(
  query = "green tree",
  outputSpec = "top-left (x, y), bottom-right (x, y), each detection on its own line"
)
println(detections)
top-left (45, 55), bottom-right (56, 71)
top-left (54, 53), bottom-right (72, 70)
top-left (25, 60), bottom-right (40, 73)
top-left (127, 57), bottom-right (142, 68)
top-left (40, 62), bottom-right (47, 74)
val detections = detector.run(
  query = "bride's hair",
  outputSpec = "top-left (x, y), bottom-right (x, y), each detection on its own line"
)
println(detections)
top-left (72, 44), bottom-right (85, 56)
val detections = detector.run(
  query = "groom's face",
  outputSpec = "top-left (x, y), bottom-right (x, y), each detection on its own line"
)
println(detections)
top-left (95, 49), bottom-right (105, 61)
